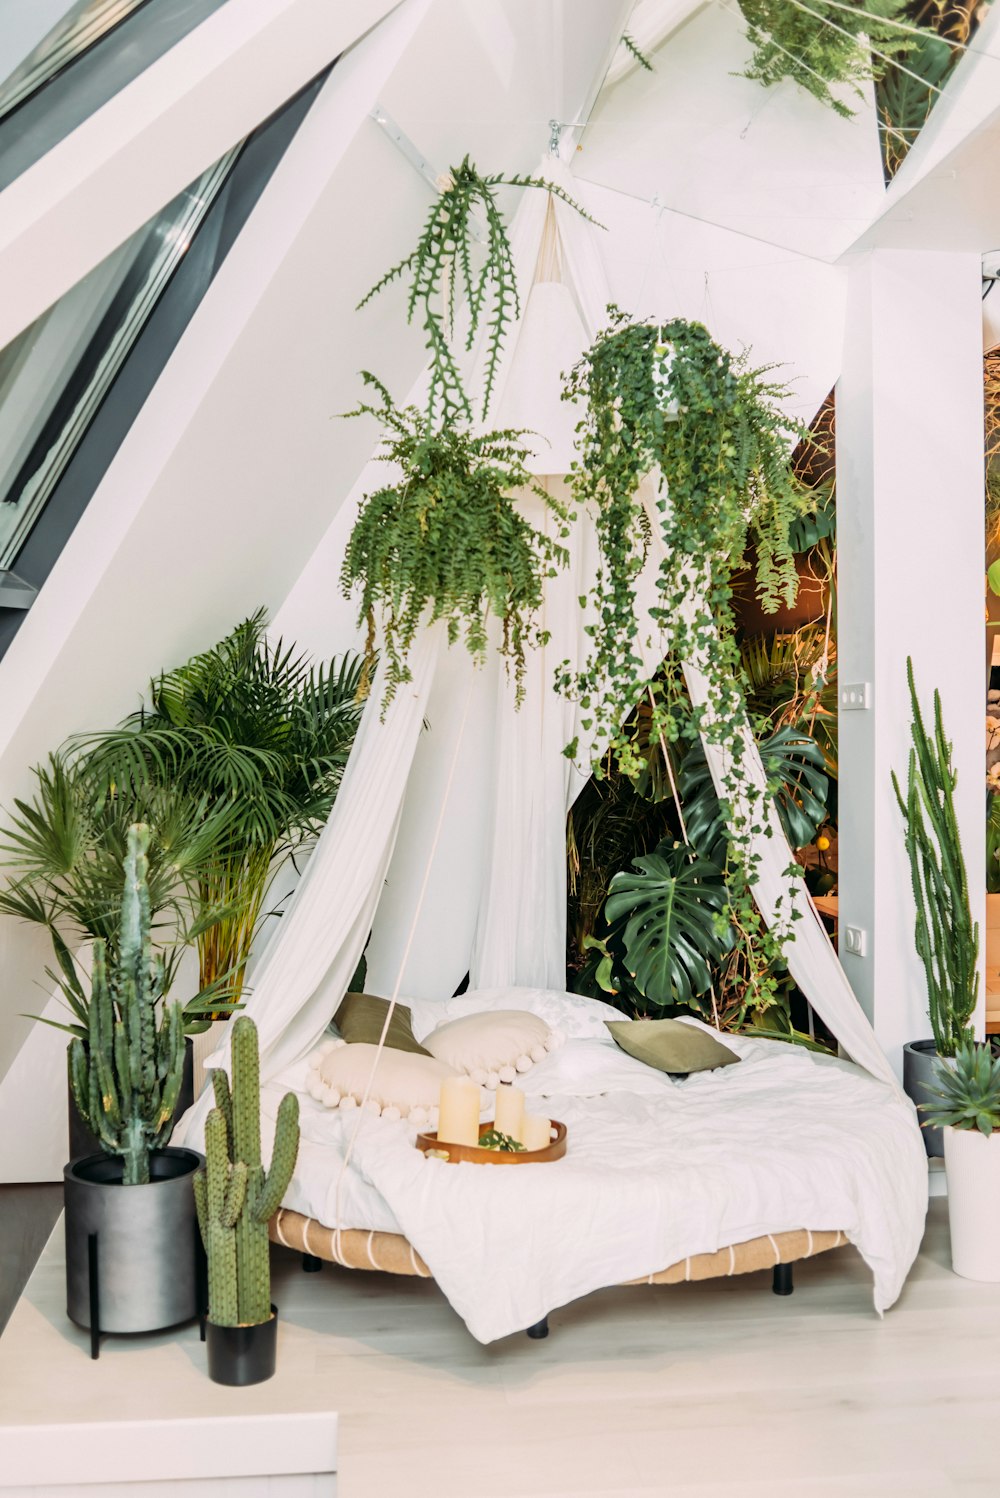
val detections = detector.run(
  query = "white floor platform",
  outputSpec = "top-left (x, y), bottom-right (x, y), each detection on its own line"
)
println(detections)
top-left (3, 1200), bottom-right (1000, 1496)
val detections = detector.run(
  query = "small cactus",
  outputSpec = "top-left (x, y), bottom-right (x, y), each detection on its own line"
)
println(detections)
top-left (194, 1016), bottom-right (300, 1326)
top-left (67, 824), bottom-right (185, 1185)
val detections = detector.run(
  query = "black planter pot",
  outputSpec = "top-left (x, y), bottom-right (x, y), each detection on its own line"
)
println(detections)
top-left (68, 1038), bottom-right (195, 1161)
top-left (903, 1039), bottom-right (950, 1158)
top-left (64, 1146), bottom-right (202, 1336)
top-left (205, 1306), bottom-right (278, 1386)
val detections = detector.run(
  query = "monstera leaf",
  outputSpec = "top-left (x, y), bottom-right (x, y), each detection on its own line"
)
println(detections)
top-left (604, 841), bottom-right (733, 1011)
top-left (679, 725), bottom-right (829, 860)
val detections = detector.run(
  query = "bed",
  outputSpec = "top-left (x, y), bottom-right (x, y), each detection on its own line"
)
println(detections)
top-left (246, 989), bottom-right (927, 1345)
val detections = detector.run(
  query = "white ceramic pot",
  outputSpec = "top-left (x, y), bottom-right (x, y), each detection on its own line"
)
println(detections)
top-left (944, 1125), bottom-right (1000, 1281)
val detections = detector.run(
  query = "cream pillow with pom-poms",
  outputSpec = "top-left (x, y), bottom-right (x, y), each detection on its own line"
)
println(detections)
top-left (305, 1040), bottom-right (461, 1129)
top-left (421, 1009), bottom-right (563, 1090)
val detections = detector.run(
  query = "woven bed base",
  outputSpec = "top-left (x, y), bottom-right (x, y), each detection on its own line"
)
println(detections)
top-left (270, 1208), bottom-right (847, 1285)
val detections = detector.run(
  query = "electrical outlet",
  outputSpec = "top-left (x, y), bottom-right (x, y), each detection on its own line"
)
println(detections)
top-left (844, 925), bottom-right (867, 957)
top-left (840, 682), bottom-right (871, 711)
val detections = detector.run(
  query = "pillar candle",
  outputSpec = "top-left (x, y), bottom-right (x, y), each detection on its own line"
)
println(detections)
top-left (493, 1084), bottom-right (525, 1143)
top-left (437, 1075), bottom-right (481, 1146)
top-left (522, 1114), bottom-right (552, 1152)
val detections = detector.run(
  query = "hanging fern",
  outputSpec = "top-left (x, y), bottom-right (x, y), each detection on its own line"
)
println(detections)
top-left (341, 375), bottom-right (569, 710)
top-left (558, 310), bottom-right (809, 1014)
top-left (358, 155), bottom-right (595, 425)
top-left (737, 0), bottom-right (912, 118)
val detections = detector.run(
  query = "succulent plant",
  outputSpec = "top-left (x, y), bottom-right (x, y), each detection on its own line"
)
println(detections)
top-left (193, 1016), bottom-right (300, 1327)
top-left (920, 1038), bottom-right (1000, 1138)
top-left (67, 824), bottom-right (185, 1185)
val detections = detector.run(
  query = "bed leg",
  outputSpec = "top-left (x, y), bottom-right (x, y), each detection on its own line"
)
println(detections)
top-left (772, 1262), bottom-right (794, 1296)
top-left (302, 1253), bottom-right (324, 1273)
top-left (526, 1317), bottom-right (549, 1339)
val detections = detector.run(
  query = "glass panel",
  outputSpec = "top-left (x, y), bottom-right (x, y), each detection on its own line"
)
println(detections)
top-left (0, 142), bottom-right (242, 569)
top-left (0, 1), bottom-right (153, 123)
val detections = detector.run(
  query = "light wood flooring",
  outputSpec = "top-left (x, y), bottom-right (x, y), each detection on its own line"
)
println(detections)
top-left (4, 1199), bottom-right (1000, 1495)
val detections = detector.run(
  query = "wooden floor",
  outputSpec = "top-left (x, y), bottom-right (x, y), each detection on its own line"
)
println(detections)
top-left (4, 1198), bottom-right (1000, 1495)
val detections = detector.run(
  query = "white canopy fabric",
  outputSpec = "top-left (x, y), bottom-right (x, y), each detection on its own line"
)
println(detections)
top-left (177, 152), bottom-right (900, 1155)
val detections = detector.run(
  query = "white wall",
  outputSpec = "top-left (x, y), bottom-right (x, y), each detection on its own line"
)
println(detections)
top-left (837, 248), bottom-right (986, 1067)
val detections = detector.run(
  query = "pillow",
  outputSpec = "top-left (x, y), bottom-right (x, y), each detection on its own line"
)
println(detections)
top-left (333, 993), bottom-right (430, 1056)
top-left (422, 1009), bottom-right (563, 1090)
top-left (305, 1040), bottom-right (458, 1126)
top-left (606, 1018), bottom-right (741, 1075)
top-left (524, 1037), bottom-right (676, 1098)
top-left (410, 987), bottom-right (623, 1045)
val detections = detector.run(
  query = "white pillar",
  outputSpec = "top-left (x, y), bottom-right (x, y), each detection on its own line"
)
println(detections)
top-left (837, 249), bottom-right (985, 1073)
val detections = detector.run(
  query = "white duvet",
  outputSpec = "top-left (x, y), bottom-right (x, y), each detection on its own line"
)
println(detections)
top-left (245, 991), bottom-right (927, 1344)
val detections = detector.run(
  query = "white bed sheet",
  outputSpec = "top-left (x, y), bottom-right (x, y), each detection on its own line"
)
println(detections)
top-left (259, 993), bottom-right (928, 1344)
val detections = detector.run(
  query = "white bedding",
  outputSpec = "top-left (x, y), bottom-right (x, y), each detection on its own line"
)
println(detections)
top-left (250, 991), bottom-right (927, 1344)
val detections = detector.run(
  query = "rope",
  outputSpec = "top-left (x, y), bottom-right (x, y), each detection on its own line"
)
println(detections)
top-left (332, 657), bottom-right (477, 1264)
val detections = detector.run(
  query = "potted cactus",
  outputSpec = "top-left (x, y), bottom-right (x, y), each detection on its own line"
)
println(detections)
top-left (63, 824), bottom-right (203, 1341)
top-left (893, 658), bottom-right (979, 1156)
top-left (921, 1039), bottom-right (1000, 1280)
top-left (196, 1015), bottom-right (300, 1386)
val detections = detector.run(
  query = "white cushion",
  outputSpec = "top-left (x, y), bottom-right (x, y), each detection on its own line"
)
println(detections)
top-left (421, 1009), bottom-right (562, 1089)
top-left (304, 1040), bottom-right (460, 1128)
top-left (411, 987), bottom-right (622, 1045)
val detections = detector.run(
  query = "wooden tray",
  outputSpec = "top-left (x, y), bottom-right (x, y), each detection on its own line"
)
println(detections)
top-left (416, 1121), bottom-right (567, 1165)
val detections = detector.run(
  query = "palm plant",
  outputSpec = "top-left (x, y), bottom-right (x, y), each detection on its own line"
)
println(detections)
top-left (74, 611), bottom-right (364, 1011)
top-left (0, 757), bottom-right (237, 1036)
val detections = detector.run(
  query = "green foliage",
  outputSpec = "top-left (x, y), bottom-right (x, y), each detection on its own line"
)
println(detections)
top-left (561, 310), bottom-right (809, 1014)
top-left (876, 0), bottom-right (984, 180)
top-left (988, 794), bottom-right (1000, 896)
top-left (920, 1038), bottom-right (1000, 1136)
top-left (0, 756), bottom-right (239, 1037)
top-left (739, 624), bottom-right (838, 777)
top-left (621, 32), bottom-right (654, 70)
top-left (194, 1016), bottom-right (300, 1327)
top-left (892, 657), bottom-right (978, 1056)
top-left (67, 825), bottom-right (186, 1184)
top-left (73, 611), bottom-right (363, 1010)
top-left (358, 154), bottom-right (594, 424)
top-left (477, 1130), bottom-right (526, 1152)
top-left (680, 726), bottom-right (830, 862)
top-left (603, 840), bottom-right (734, 1014)
top-left (342, 374), bottom-right (568, 710)
top-left (737, 0), bottom-right (912, 118)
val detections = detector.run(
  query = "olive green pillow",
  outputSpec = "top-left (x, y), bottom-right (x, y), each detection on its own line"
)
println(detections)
top-left (605, 1019), bottom-right (740, 1075)
top-left (333, 993), bottom-right (430, 1057)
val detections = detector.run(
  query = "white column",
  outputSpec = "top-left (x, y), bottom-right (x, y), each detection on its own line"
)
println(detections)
top-left (837, 249), bottom-right (985, 1073)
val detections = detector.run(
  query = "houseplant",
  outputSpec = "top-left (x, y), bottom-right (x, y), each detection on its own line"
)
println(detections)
top-left (921, 1038), bottom-right (1000, 1280)
top-left (893, 657), bottom-right (979, 1156)
top-left (195, 1014), bottom-right (300, 1385)
top-left (63, 824), bottom-right (203, 1338)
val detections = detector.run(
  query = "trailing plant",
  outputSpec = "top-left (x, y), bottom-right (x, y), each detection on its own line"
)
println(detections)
top-left (342, 374), bottom-right (568, 709)
top-left (736, 0), bottom-right (911, 118)
top-left (621, 32), bottom-right (654, 70)
top-left (67, 825), bottom-right (186, 1184)
top-left (73, 611), bottom-right (364, 1012)
top-left (892, 656), bottom-right (978, 1057)
top-left (921, 1037), bottom-right (1000, 1136)
top-left (0, 756), bottom-right (238, 1037)
top-left (358, 155), bottom-right (593, 424)
top-left (561, 310), bottom-right (810, 1014)
top-left (194, 1015), bottom-right (300, 1327)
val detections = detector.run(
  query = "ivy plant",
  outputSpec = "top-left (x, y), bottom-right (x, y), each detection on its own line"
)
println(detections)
top-left (737, 0), bottom-right (912, 118)
top-left (341, 374), bottom-right (568, 710)
top-left (560, 310), bottom-right (810, 1014)
top-left (358, 154), bottom-right (593, 425)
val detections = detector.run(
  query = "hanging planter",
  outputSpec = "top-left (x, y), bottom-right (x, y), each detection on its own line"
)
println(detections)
top-left (341, 376), bottom-right (569, 711)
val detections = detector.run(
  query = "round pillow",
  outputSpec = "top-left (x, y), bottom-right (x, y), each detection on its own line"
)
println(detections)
top-left (305, 1040), bottom-right (460, 1128)
top-left (421, 1009), bottom-right (563, 1090)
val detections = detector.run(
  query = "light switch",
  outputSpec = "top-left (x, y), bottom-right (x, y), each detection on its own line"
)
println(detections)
top-left (840, 683), bottom-right (871, 711)
top-left (844, 925), bottom-right (867, 957)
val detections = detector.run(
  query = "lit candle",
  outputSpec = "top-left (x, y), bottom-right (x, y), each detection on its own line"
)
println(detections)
top-left (493, 1084), bottom-right (525, 1143)
top-left (437, 1076), bottom-right (481, 1147)
top-left (522, 1114), bottom-right (551, 1152)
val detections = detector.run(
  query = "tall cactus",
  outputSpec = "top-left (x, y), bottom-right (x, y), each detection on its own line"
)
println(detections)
top-left (67, 823), bottom-right (185, 1184)
top-left (193, 1016), bottom-right (300, 1326)
top-left (892, 657), bottom-right (979, 1056)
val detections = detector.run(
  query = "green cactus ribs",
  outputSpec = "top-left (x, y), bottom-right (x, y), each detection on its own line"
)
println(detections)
top-left (67, 824), bottom-right (186, 1185)
top-left (194, 1016), bottom-right (300, 1328)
